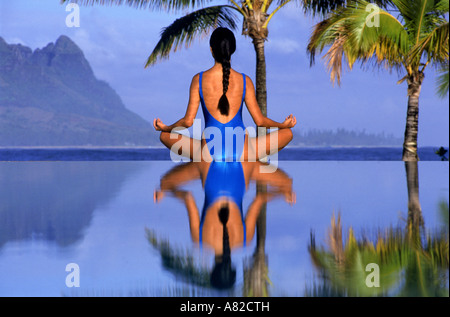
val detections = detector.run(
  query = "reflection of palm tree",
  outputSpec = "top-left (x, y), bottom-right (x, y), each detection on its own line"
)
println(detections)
top-left (308, 214), bottom-right (448, 297)
top-left (405, 161), bottom-right (424, 244)
top-left (243, 196), bottom-right (270, 296)
top-left (145, 228), bottom-right (213, 288)
top-left (243, 169), bottom-right (297, 297)
top-left (307, 162), bottom-right (449, 297)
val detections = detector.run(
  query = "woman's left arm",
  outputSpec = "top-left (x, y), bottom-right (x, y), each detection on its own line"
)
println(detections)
top-left (153, 74), bottom-right (201, 132)
top-left (244, 76), bottom-right (297, 129)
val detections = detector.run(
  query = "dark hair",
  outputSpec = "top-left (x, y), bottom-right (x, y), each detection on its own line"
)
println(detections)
top-left (210, 28), bottom-right (236, 116)
top-left (210, 204), bottom-right (236, 289)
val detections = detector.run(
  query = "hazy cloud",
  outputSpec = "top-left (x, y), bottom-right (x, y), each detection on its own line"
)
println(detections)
top-left (267, 38), bottom-right (302, 54)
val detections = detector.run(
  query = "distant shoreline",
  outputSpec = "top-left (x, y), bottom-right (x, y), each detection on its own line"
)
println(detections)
top-left (0, 145), bottom-right (446, 150)
top-left (1, 146), bottom-right (447, 161)
top-left (0, 145), bottom-right (165, 149)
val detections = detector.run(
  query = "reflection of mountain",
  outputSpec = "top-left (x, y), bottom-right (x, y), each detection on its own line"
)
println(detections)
top-left (0, 162), bottom-right (142, 248)
top-left (0, 35), bottom-right (158, 146)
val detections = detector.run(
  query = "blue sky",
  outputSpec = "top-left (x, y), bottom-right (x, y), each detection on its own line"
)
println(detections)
top-left (0, 0), bottom-right (448, 146)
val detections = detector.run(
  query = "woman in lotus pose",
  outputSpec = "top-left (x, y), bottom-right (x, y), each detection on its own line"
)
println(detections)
top-left (153, 27), bottom-right (296, 162)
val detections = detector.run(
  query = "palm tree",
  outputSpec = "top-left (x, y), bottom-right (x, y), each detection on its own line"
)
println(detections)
top-left (307, 0), bottom-right (449, 161)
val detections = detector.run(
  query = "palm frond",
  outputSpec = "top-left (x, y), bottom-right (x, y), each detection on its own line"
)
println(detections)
top-left (300, 0), bottom-right (394, 16)
top-left (392, 0), bottom-right (448, 45)
top-left (323, 32), bottom-right (348, 85)
top-left (145, 5), bottom-right (240, 67)
top-left (301, 0), bottom-right (348, 16)
top-left (435, 0), bottom-right (450, 13)
top-left (345, 1), bottom-right (409, 64)
top-left (436, 65), bottom-right (449, 98)
top-left (307, 0), bottom-right (409, 85)
top-left (409, 22), bottom-right (449, 66)
top-left (307, 10), bottom-right (349, 66)
top-left (61, 0), bottom-right (215, 12)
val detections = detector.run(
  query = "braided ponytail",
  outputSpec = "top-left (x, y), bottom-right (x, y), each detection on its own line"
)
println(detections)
top-left (218, 204), bottom-right (231, 256)
top-left (218, 60), bottom-right (231, 115)
top-left (210, 203), bottom-right (236, 289)
top-left (210, 28), bottom-right (236, 116)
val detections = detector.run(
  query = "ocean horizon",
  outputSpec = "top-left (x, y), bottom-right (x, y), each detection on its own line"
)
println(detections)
top-left (0, 146), bottom-right (447, 161)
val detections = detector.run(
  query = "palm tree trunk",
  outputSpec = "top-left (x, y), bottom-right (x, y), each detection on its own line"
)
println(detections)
top-left (252, 37), bottom-right (268, 292)
top-left (402, 73), bottom-right (424, 161)
top-left (252, 38), bottom-right (267, 116)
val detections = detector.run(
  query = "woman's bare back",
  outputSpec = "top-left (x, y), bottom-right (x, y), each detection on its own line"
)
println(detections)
top-left (200, 68), bottom-right (246, 124)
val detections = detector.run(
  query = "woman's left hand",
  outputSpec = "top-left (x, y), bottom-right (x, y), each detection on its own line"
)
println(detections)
top-left (282, 114), bottom-right (297, 128)
top-left (154, 190), bottom-right (165, 203)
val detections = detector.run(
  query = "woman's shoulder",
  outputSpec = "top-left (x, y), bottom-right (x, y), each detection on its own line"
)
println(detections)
top-left (199, 68), bottom-right (248, 76)
top-left (194, 69), bottom-right (251, 87)
top-left (189, 73), bottom-right (202, 90)
top-left (231, 69), bottom-right (248, 77)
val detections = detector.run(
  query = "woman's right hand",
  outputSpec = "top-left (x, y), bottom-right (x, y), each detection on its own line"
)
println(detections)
top-left (154, 189), bottom-right (192, 203)
top-left (153, 118), bottom-right (168, 132)
top-left (154, 190), bottom-right (165, 203)
top-left (282, 114), bottom-right (297, 128)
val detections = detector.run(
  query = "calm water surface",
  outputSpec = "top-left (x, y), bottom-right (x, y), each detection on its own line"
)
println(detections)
top-left (0, 161), bottom-right (448, 297)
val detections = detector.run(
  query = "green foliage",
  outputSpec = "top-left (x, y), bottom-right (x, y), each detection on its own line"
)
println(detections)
top-left (300, 0), bottom-right (393, 16)
top-left (436, 64), bottom-right (449, 97)
top-left (308, 0), bottom-right (449, 85)
top-left (308, 211), bottom-right (449, 297)
top-left (61, 0), bottom-right (215, 12)
top-left (146, 5), bottom-right (239, 66)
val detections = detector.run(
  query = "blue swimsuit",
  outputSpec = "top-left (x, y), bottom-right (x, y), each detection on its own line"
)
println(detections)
top-left (199, 161), bottom-right (247, 247)
top-left (199, 72), bottom-right (247, 162)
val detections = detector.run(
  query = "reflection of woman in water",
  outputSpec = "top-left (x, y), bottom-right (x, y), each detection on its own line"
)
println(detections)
top-left (154, 161), bottom-right (295, 288)
top-left (153, 27), bottom-right (296, 162)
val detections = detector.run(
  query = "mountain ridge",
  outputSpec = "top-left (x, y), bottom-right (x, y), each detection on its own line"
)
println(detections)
top-left (0, 35), bottom-right (158, 146)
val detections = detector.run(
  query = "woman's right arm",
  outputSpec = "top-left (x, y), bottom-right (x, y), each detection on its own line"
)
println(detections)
top-left (153, 74), bottom-right (201, 132)
top-left (244, 76), bottom-right (297, 129)
top-left (154, 162), bottom-right (201, 243)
